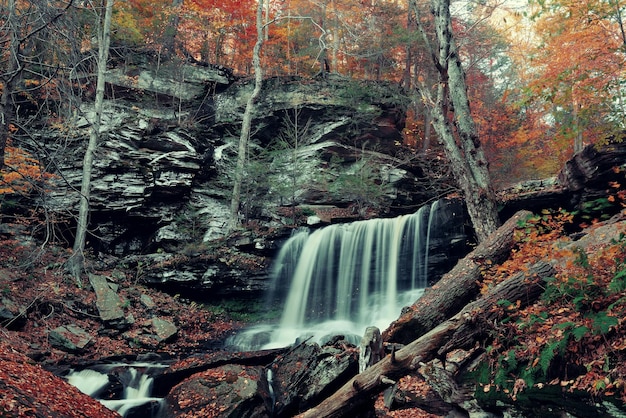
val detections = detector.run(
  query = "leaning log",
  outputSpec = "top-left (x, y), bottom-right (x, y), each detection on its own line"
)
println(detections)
top-left (297, 261), bottom-right (554, 418)
top-left (384, 210), bottom-right (532, 344)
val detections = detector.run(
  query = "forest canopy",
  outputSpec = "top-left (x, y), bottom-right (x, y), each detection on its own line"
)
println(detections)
top-left (0, 0), bottom-right (625, 192)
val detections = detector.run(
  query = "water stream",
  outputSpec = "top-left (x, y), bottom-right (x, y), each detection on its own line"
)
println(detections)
top-left (65, 362), bottom-right (168, 417)
top-left (229, 201), bottom-right (460, 350)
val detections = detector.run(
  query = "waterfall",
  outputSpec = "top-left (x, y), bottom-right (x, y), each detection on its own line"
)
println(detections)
top-left (228, 200), bottom-right (463, 350)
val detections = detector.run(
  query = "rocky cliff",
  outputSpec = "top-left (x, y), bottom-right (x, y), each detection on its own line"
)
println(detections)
top-left (32, 58), bottom-right (457, 299)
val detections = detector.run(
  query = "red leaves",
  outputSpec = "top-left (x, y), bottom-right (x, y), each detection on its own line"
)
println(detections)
top-left (0, 341), bottom-right (120, 417)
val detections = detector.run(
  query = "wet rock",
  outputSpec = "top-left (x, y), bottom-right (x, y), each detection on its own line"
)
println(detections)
top-left (165, 364), bottom-right (267, 417)
top-left (269, 339), bottom-right (359, 416)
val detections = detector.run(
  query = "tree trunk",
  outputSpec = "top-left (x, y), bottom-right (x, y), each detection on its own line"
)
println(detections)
top-left (0, 0), bottom-right (72, 169)
top-left (67, 0), bottom-right (113, 285)
top-left (410, 0), bottom-right (500, 242)
top-left (0, 0), bottom-right (20, 170)
top-left (298, 261), bottom-right (554, 418)
top-left (229, 0), bottom-right (265, 231)
top-left (0, 69), bottom-right (17, 171)
top-left (162, 0), bottom-right (183, 57)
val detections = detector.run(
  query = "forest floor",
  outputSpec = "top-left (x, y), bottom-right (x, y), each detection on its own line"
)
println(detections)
top-left (0, 227), bottom-right (247, 416)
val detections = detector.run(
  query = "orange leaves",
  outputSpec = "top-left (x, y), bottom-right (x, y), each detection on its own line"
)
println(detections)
top-left (478, 207), bottom-right (626, 400)
top-left (521, 0), bottom-right (626, 146)
top-left (0, 144), bottom-right (55, 195)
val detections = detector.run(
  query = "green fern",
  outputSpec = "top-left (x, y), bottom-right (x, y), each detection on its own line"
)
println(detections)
top-left (591, 311), bottom-right (618, 335)
top-left (609, 268), bottom-right (626, 293)
top-left (571, 325), bottom-right (590, 341)
top-left (539, 338), bottom-right (567, 375)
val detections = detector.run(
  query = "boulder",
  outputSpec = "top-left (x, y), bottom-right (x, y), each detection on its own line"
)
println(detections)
top-left (151, 317), bottom-right (177, 342)
top-left (48, 325), bottom-right (93, 353)
top-left (165, 364), bottom-right (266, 417)
top-left (269, 338), bottom-right (359, 416)
top-left (0, 297), bottom-right (26, 330)
top-left (161, 338), bottom-right (358, 417)
top-left (89, 274), bottom-right (128, 328)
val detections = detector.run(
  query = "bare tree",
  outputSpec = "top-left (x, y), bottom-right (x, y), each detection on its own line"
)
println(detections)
top-left (410, 0), bottom-right (500, 242)
top-left (0, 0), bottom-right (73, 169)
top-left (229, 0), bottom-right (265, 231)
top-left (66, 0), bottom-right (113, 285)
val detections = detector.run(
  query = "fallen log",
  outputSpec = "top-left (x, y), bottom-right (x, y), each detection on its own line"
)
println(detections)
top-left (297, 260), bottom-right (554, 418)
top-left (384, 210), bottom-right (533, 344)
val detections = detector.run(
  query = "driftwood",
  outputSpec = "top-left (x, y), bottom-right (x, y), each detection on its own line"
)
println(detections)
top-left (298, 261), bottom-right (555, 418)
top-left (384, 210), bottom-right (533, 344)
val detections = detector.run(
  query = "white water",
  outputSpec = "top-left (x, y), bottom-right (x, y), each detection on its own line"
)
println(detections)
top-left (229, 202), bottom-right (443, 350)
top-left (67, 369), bottom-right (110, 398)
top-left (66, 363), bottom-right (168, 417)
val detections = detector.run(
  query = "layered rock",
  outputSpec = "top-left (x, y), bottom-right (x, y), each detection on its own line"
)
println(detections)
top-left (34, 59), bottom-right (453, 298)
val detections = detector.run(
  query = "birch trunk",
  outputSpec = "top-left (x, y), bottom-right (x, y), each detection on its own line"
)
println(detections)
top-left (67, 0), bottom-right (113, 285)
top-left (229, 0), bottom-right (265, 230)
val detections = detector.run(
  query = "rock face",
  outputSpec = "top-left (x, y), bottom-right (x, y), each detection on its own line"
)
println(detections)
top-left (35, 58), bottom-right (453, 298)
top-left (33, 55), bottom-right (626, 300)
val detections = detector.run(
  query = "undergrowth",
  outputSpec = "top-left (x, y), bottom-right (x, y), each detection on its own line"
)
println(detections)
top-left (476, 207), bottom-right (626, 402)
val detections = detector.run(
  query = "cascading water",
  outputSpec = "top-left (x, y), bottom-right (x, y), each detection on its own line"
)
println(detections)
top-left (229, 200), bottom-right (464, 351)
top-left (65, 362), bottom-right (168, 418)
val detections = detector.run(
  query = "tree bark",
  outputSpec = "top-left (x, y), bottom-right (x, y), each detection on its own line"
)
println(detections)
top-left (298, 261), bottom-right (554, 418)
top-left (229, 0), bottom-right (265, 231)
top-left (67, 0), bottom-right (113, 285)
top-left (384, 210), bottom-right (532, 344)
top-left (409, 0), bottom-right (500, 242)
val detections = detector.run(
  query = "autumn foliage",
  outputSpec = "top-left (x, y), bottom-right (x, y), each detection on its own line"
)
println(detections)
top-left (478, 201), bottom-right (626, 402)
top-left (0, 141), bottom-right (54, 196)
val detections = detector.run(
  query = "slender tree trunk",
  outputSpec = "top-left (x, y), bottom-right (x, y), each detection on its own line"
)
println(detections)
top-left (0, 0), bottom-right (72, 170)
top-left (0, 0), bottom-right (19, 170)
top-left (0, 69), bottom-right (17, 172)
top-left (613, 0), bottom-right (626, 47)
top-left (67, 0), bottom-right (113, 285)
top-left (163, 0), bottom-right (183, 57)
top-left (229, 0), bottom-right (265, 231)
top-left (331, 0), bottom-right (339, 73)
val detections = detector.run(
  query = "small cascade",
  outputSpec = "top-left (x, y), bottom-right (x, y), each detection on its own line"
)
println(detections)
top-left (65, 362), bottom-right (168, 418)
top-left (229, 200), bottom-right (464, 350)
